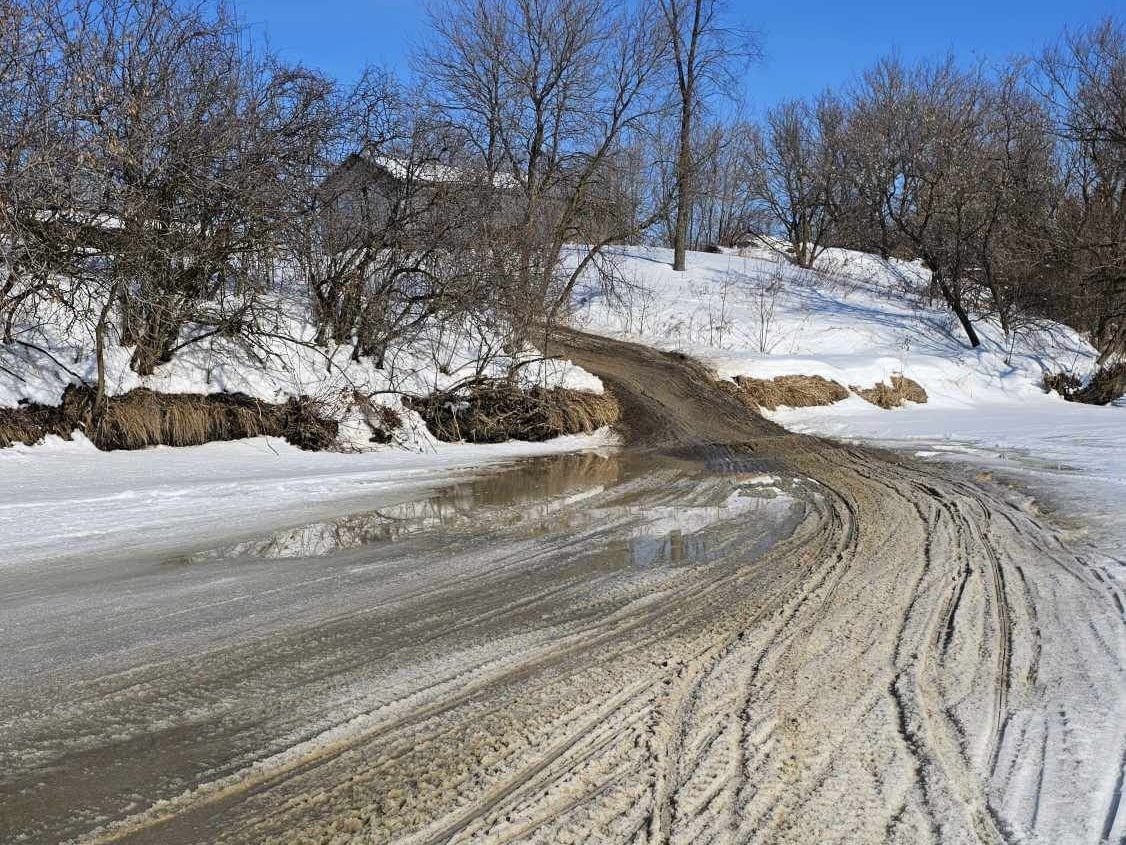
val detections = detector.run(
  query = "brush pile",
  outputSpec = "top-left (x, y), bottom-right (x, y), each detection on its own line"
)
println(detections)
top-left (408, 379), bottom-right (619, 443)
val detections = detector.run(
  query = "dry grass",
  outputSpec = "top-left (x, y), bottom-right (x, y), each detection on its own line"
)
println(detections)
top-left (732, 374), bottom-right (849, 411)
top-left (852, 375), bottom-right (928, 409)
top-left (0, 401), bottom-right (72, 448)
top-left (0, 386), bottom-right (338, 451)
top-left (408, 380), bottom-right (620, 443)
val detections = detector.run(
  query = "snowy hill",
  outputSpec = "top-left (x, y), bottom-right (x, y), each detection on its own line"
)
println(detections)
top-left (575, 244), bottom-right (1097, 408)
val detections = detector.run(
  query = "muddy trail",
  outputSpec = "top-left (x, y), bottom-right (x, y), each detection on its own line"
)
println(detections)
top-left (1, 331), bottom-right (1123, 845)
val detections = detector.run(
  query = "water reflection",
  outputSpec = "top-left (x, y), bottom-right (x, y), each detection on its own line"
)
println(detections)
top-left (615, 482), bottom-right (796, 566)
top-left (178, 450), bottom-right (801, 568)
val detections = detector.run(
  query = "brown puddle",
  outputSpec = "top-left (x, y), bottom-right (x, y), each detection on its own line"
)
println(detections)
top-left (174, 448), bottom-right (805, 569)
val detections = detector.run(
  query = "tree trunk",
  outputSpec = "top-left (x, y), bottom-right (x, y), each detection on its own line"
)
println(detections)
top-left (94, 284), bottom-right (118, 418)
top-left (936, 275), bottom-right (981, 348)
top-left (985, 277), bottom-right (1010, 338)
top-left (672, 97), bottom-right (693, 272)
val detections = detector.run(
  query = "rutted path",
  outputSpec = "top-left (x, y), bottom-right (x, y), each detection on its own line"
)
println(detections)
top-left (0, 331), bottom-right (1122, 844)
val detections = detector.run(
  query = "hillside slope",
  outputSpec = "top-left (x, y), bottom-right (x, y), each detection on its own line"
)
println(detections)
top-left (576, 244), bottom-right (1097, 406)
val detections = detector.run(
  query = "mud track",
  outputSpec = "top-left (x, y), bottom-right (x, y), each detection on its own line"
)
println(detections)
top-left (1, 331), bottom-right (1122, 844)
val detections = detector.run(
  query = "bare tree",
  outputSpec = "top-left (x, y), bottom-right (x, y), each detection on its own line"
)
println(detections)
top-left (665, 119), bottom-right (761, 250)
top-left (422, 0), bottom-right (670, 351)
top-left (43, 0), bottom-right (334, 380)
top-left (971, 70), bottom-right (1059, 340)
top-left (834, 58), bottom-right (916, 261)
top-left (657, 0), bottom-right (756, 271)
top-left (308, 87), bottom-right (489, 367)
top-left (0, 0), bottom-right (73, 344)
top-left (1033, 18), bottom-right (1126, 362)
top-left (749, 95), bottom-right (843, 268)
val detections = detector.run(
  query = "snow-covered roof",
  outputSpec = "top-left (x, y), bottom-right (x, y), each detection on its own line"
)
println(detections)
top-left (359, 153), bottom-right (520, 190)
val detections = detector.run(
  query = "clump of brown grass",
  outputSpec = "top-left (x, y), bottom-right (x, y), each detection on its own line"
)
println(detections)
top-left (0, 400), bottom-right (72, 448)
top-left (87, 389), bottom-right (270, 449)
top-left (278, 396), bottom-right (340, 451)
top-left (852, 375), bottom-right (928, 409)
top-left (407, 380), bottom-right (620, 443)
top-left (0, 386), bottom-right (338, 451)
top-left (1044, 364), bottom-right (1125, 405)
top-left (732, 374), bottom-right (849, 411)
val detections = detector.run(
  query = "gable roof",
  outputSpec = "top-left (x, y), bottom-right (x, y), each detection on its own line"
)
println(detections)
top-left (327, 148), bottom-right (520, 191)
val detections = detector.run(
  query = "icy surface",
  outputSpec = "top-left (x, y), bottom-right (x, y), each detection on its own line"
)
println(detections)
top-left (773, 397), bottom-right (1126, 556)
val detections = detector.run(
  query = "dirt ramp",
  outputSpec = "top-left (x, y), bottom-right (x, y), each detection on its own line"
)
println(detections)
top-left (548, 329), bottom-right (788, 449)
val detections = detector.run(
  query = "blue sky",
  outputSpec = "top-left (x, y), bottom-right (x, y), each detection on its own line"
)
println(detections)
top-left (238, 0), bottom-right (1121, 111)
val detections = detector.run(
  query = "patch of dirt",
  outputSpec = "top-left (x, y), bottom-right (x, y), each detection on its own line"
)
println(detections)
top-left (547, 331), bottom-right (790, 449)
top-left (852, 375), bottom-right (928, 408)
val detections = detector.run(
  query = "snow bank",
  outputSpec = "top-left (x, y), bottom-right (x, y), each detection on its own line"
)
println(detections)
top-left (0, 298), bottom-right (602, 452)
top-left (575, 245), bottom-right (1096, 409)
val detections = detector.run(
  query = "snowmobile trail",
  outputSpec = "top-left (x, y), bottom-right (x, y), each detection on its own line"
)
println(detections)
top-left (0, 331), bottom-right (1122, 845)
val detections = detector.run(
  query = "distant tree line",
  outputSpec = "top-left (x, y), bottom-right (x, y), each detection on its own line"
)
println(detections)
top-left (736, 22), bottom-right (1126, 360)
top-left (0, 0), bottom-right (1122, 416)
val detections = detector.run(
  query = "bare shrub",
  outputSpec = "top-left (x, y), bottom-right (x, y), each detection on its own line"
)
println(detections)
top-left (1043, 371), bottom-right (1084, 398)
top-left (745, 258), bottom-right (786, 354)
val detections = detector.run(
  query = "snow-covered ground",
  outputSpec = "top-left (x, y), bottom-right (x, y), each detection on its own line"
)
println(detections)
top-left (576, 244), bottom-right (1095, 405)
top-left (577, 244), bottom-right (1126, 553)
top-left (775, 397), bottom-right (1126, 553)
top-left (0, 429), bottom-right (615, 566)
